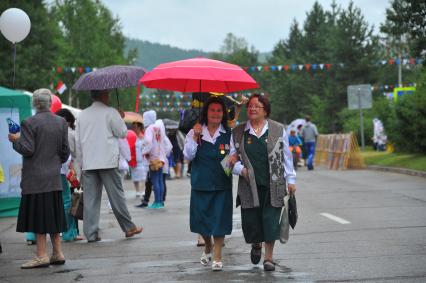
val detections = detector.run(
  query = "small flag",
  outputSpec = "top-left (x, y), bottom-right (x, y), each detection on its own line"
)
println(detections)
top-left (55, 81), bottom-right (67, 94)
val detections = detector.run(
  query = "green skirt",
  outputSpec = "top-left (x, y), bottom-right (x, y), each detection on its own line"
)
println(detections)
top-left (241, 185), bottom-right (281, 243)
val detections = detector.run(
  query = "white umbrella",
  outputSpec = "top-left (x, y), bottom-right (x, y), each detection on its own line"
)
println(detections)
top-left (287, 118), bottom-right (306, 135)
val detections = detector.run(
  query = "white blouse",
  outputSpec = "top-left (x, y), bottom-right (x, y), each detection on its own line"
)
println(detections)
top-left (183, 124), bottom-right (227, 161)
top-left (229, 120), bottom-right (296, 185)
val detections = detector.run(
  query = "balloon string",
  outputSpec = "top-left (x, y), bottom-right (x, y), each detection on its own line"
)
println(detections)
top-left (12, 43), bottom-right (16, 89)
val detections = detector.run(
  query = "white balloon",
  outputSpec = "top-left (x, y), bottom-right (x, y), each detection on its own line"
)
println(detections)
top-left (0, 8), bottom-right (31, 43)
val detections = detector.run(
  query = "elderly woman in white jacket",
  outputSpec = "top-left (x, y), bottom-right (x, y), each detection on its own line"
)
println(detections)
top-left (141, 110), bottom-right (172, 209)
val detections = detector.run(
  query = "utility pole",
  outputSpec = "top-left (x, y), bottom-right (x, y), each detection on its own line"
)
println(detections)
top-left (398, 35), bottom-right (403, 86)
top-left (358, 87), bottom-right (365, 150)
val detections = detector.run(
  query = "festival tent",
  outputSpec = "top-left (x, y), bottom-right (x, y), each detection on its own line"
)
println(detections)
top-left (0, 86), bottom-right (32, 217)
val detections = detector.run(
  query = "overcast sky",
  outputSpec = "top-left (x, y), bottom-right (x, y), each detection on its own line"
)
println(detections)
top-left (102, 0), bottom-right (390, 52)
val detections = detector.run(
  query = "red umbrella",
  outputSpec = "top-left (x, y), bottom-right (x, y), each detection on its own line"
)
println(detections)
top-left (136, 57), bottom-right (259, 112)
top-left (140, 57), bottom-right (258, 92)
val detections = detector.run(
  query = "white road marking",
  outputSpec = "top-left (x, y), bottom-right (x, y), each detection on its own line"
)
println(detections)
top-left (320, 213), bottom-right (351, 224)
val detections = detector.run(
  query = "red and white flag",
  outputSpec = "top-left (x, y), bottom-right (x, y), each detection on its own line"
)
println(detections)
top-left (55, 81), bottom-right (67, 94)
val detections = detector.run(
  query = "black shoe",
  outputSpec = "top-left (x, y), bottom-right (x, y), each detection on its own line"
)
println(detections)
top-left (87, 236), bottom-right (101, 243)
top-left (136, 201), bottom-right (148, 208)
top-left (263, 260), bottom-right (276, 271)
top-left (250, 243), bottom-right (262, 264)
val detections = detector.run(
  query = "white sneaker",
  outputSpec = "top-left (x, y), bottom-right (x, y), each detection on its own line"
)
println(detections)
top-left (135, 192), bottom-right (142, 198)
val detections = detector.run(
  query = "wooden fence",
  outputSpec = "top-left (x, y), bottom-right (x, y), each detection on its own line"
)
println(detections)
top-left (314, 133), bottom-right (365, 170)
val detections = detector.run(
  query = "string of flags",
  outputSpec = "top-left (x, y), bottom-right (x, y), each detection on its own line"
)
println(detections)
top-left (53, 67), bottom-right (98, 74)
top-left (243, 58), bottom-right (424, 73)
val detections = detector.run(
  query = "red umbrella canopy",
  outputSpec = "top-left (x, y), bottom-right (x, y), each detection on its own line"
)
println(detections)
top-left (139, 57), bottom-right (259, 93)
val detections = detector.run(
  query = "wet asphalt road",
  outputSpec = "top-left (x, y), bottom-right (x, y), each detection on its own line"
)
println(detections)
top-left (1, 167), bottom-right (425, 282)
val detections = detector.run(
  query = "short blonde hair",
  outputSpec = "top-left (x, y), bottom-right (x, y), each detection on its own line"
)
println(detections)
top-left (33, 88), bottom-right (52, 112)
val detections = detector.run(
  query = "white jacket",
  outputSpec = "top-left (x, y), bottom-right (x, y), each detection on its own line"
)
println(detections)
top-left (76, 101), bottom-right (127, 170)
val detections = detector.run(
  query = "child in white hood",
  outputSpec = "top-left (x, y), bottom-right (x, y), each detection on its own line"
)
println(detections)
top-left (141, 110), bottom-right (172, 208)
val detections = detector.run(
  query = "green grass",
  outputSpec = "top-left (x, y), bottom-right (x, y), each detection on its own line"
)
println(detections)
top-left (361, 148), bottom-right (426, 172)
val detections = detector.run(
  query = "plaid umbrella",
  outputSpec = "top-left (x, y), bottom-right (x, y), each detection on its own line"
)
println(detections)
top-left (72, 65), bottom-right (146, 91)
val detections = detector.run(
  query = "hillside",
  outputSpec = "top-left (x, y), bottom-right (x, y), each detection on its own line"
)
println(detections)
top-left (125, 38), bottom-right (210, 70)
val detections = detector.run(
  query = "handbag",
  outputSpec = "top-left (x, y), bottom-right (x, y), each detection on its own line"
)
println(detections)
top-left (279, 195), bottom-right (290, 244)
top-left (288, 194), bottom-right (298, 229)
top-left (70, 189), bottom-right (83, 220)
top-left (149, 159), bottom-right (164, 171)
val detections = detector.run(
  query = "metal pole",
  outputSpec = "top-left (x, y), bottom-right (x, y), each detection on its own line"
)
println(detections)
top-left (398, 52), bottom-right (402, 86)
top-left (398, 35), bottom-right (402, 86)
top-left (358, 88), bottom-right (365, 150)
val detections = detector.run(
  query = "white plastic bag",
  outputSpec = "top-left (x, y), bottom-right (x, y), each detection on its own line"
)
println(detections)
top-left (279, 195), bottom-right (290, 244)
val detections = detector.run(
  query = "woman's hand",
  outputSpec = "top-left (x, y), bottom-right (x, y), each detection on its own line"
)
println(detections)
top-left (241, 167), bottom-right (249, 180)
top-left (8, 133), bottom-right (19, 142)
top-left (288, 184), bottom-right (296, 195)
top-left (228, 154), bottom-right (239, 167)
top-left (192, 123), bottom-right (202, 142)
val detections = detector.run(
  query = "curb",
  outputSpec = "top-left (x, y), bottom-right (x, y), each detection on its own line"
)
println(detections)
top-left (367, 165), bottom-right (426, 178)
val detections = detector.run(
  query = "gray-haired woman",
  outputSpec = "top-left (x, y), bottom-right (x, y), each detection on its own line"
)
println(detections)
top-left (8, 88), bottom-right (70, 269)
top-left (229, 94), bottom-right (296, 271)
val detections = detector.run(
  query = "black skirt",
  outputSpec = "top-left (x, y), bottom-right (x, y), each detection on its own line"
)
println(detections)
top-left (16, 191), bottom-right (67, 234)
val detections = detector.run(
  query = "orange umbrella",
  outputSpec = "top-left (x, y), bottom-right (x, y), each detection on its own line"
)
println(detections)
top-left (124, 111), bottom-right (143, 124)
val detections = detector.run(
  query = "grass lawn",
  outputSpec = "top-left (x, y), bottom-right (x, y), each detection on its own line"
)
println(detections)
top-left (361, 148), bottom-right (426, 172)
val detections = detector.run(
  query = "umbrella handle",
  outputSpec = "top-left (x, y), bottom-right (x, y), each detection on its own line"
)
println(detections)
top-left (115, 89), bottom-right (120, 108)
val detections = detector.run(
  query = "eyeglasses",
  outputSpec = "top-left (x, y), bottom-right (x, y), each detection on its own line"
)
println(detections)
top-left (247, 105), bottom-right (264, 110)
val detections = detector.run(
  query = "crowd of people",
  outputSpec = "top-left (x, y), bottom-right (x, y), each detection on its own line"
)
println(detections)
top-left (5, 88), bottom-right (325, 272)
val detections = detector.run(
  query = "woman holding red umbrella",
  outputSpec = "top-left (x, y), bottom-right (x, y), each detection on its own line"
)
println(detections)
top-left (183, 96), bottom-right (233, 271)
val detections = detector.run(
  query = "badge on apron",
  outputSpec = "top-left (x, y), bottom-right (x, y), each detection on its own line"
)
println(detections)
top-left (219, 144), bottom-right (225, 154)
top-left (225, 144), bottom-right (230, 150)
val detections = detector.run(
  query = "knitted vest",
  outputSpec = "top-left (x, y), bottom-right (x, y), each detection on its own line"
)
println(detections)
top-left (232, 119), bottom-right (287, 208)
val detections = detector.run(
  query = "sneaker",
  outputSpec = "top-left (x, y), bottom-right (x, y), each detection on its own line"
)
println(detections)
top-left (21, 256), bottom-right (50, 269)
top-left (148, 202), bottom-right (162, 209)
top-left (136, 192), bottom-right (142, 198)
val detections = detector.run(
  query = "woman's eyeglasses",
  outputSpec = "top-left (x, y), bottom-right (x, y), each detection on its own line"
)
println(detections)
top-left (247, 105), bottom-right (264, 110)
